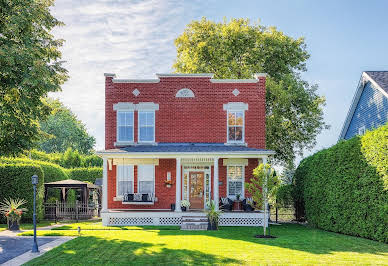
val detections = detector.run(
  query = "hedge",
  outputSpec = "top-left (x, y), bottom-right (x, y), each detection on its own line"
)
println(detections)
top-left (294, 124), bottom-right (388, 242)
top-left (65, 167), bottom-right (102, 183)
top-left (0, 157), bottom-right (68, 182)
top-left (0, 163), bottom-right (44, 222)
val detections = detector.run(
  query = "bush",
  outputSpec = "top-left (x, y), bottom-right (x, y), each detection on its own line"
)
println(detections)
top-left (66, 167), bottom-right (102, 183)
top-left (61, 148), bottom-right (82, 168)
top-left (294, 124), bottom-right (388, 242)
top-left (0, 157), bottom-right (68, 183)
top-left (81, 154), bottom-right (103, 167)
top-left (276, 184), bottom-right (294, 208)
top-left (22, 149), bottom-right (62, 165)
top-left (0, 163), bottom-right (44, 222)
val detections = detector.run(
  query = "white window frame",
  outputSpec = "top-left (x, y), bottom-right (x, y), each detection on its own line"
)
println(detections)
top-left (116, 165), bottom-right (134, 197)
top-left (138, 111), bottom-right (155, 143)
top-left (227, 110), bottom-right (245, 144)
top-left (226, 165), bottom-right (245, 199)
top-left (137, 164), bottom-right (155, 194)
top-left (358, 126), bottom-right (366, 136)
top-left (116, 111), bottom-right (134, 143)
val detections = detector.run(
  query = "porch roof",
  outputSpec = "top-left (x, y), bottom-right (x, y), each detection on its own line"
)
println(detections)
top-left (98, 142), bottom-right (275, 158)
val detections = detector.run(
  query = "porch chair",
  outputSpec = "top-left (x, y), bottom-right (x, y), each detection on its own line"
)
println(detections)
top-left (219, 197), bottom-right (233, 211)
top-left (242, 197), bottom-right (255, 211)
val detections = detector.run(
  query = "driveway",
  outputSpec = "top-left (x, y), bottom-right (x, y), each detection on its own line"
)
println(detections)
top-left (0, 236), bottom-right (58, 264)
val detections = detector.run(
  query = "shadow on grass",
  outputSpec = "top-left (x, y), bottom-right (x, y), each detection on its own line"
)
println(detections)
top-left (157, 223), bottom-right (388, 256)
top-left (25, 236), bottom-right (240, 266)
top-left (55, 224), bottom-right (180, 231)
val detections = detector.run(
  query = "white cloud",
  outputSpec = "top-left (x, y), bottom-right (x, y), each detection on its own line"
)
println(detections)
top-left (50, 0), bottom-right (208, 150)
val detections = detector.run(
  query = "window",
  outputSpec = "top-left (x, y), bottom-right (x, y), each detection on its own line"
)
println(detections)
top-left (138, 165), bottom-right (155, 193)
top-left (116, 165), bottom-right (134, 196)
top-left (117, 111), bottom-right (134, 142)
top-left (228, 111), bottom-right (244, 142)
top-left (358, 126), bottom-right (366, 135)
top-left (138, 111), bottom-right (155, 142)
top-left (227, 165), bottom-right (244, 198)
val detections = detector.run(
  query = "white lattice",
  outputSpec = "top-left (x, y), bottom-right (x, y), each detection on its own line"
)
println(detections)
top-left (109, 217), bottom-right (153, 226)
top-left (219, 217), bottom-right (263, 226)
top-left (159, 217), bottom-right (182, 225)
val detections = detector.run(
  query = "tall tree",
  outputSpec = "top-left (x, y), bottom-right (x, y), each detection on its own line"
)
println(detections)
top-left (174, 18), bottom-right (328, 164)
top-left (0, 0), bottom-right (68, 156)
top-left (38, 99), bottom-right (95, 154)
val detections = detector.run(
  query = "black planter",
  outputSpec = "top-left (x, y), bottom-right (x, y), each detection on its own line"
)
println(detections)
top-left (170, 204), bottom-right (175, 211)
top-left (8, 220), bottom-right (20, 231)
top-left (181, 206), bottom-right (187, 212)
top-left (207, 220), bottom-right (218, 230)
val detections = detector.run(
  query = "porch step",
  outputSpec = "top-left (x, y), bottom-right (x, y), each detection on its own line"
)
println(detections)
top-left (181, 215), bottom-right (208, 230)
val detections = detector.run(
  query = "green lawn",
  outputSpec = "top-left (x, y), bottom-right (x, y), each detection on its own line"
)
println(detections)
top-left (23, 222), bottom-right (387, 265)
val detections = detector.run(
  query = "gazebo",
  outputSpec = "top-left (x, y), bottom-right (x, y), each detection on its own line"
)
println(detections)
top-left (44, 179), bottom-right (101, 203)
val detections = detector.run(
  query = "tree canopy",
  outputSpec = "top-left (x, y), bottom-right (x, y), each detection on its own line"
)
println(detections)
top-left (0, 0), bottom-right (68, 156)
top-left (174, 18), bottom-right (328, 164)
top-left (38, 99), bottom-right (96, 154)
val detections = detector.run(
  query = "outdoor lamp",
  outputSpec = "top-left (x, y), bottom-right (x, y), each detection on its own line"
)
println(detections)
top-left (31, 174), bottom-right (38, 185)
top-left (31, 174), bottom-right (39, 253)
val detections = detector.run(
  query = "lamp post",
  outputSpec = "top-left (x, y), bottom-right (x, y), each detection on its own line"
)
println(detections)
top-left (31, 174), bottom-right (39, 253)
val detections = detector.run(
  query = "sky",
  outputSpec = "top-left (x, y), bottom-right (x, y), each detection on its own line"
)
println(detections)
top-left (50, 0), bottom-right (388, 161)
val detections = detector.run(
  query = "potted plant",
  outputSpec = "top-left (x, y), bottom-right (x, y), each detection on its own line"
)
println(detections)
top-left (205, 200), bottom-right (222, 230)
top-left (0, 198), bottom-right (27, 231)
top-left (236, 194), bottom-right (241, 201)
top-left (164, 180), bottom-right (174, 188)
top-left (181, 200), bottom-right (190, 211)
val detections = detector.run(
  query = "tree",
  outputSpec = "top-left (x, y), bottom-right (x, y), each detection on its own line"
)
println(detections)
top-left (38, 99), bottom-right (95, 154)
top-left (0, 0), bottom-right (68, 156)
top-left (173, 18), bottom-right (328, 165)
top-left (246, 163), bottom-right (279, 236)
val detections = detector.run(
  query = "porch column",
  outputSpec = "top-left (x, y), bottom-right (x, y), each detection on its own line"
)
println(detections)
top-left (175, 158), bottom-right (182, 212)
top-left (213, 157), bottom-right (219, 210)
top-left (262, 156), bottom-right (268, 228)
top-left (102, 158), bottom-right (108, 212)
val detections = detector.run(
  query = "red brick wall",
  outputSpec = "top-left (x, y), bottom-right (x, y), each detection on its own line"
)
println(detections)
top-left (105, 76), bottom-right (266, 149)
top-left (107, 158), bottom-right (260, 210)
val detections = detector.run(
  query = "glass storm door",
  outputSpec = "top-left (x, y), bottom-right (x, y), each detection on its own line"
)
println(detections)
top-left (189, 171), bottom-right (204, 209)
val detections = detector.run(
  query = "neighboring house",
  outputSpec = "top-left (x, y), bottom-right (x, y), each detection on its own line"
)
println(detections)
top-left (339, 71), bottom-right (388, 140)
top-left (98, 73), bottom-right (275, 227)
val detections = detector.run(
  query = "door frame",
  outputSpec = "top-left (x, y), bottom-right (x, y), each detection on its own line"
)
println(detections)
top-left (182, 165), bottom-right (212, 209)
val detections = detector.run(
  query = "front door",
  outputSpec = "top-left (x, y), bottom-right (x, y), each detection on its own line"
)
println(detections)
top-left (189, 171), bottom-right (204, 209)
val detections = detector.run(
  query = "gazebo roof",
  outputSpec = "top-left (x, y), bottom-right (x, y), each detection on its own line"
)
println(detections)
top-left (44, 179), bottom-right (101, 189)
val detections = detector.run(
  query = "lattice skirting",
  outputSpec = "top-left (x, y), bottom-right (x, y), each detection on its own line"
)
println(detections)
top-left (104, 212), bottom-right (266, 227)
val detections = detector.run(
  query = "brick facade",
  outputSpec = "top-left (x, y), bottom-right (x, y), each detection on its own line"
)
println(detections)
top-left (104, 74), bottom-right (266, 210)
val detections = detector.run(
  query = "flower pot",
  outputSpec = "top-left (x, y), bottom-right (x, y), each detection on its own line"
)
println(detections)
top-left (8, 220), bottom-right (20, 231)
top-left (181, 206), bottom-right (186, 212)
top-left (207, 220), bottom-right (218, 230)
top-left (166, 184), bottom-right (171, 188)
top-left (171, 204), bottom-right (175, 211)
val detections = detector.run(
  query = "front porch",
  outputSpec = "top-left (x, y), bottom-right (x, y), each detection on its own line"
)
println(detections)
top-left (102, 210), bottom-right (267, 227)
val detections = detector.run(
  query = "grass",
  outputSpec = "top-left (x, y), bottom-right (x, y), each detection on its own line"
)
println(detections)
top-left (23, 223), bottom-right (388, 265)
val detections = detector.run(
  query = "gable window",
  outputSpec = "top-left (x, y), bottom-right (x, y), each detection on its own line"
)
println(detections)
top-left (138, 111), bottom-right (155, 142)
top-left (117, 111), bottom-right (134, 142)
top-left (358, 126), bottom-right (366, 135)
top-left (116, 165), bottom-right (134, 196)
top-left (227, 165), bottom-right (244, 198)
top-left (228, 111), bottom-right (244, 142)
top-left (138, 165), bottom-right (155, 193)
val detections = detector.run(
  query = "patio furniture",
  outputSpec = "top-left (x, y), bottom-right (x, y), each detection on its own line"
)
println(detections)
top-left (242, 198), bottom-right (255, 211)
top-left (123, 193), bottom-right (155, 205)
top-left (219, 197), bottom-right (233, 211)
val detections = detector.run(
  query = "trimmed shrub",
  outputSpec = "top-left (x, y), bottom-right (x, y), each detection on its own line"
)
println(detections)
top-left (0, 157), bottom-right (68, 182)
top-left (66, 167), bottom-right (102, 183)
top-left (294, 124), bottom-right (388, 242)
top-left (0, 163), bottom-right (44, 222)
top-left (276, 184), bottom-right (294, 208)
top-left (81, 154), bottom-right (103, 167)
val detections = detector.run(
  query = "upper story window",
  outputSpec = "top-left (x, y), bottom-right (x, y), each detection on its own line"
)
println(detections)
top-left (138, 111), bottom-right (155, 142)
top-left (358, 126), bottom-right (366, 136)
top-left (228, 111), bottom-right (244, 142)
top-left (117, 111), bottom-right (134, 142)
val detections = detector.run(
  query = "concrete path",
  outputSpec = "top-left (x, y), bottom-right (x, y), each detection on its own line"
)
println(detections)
top-left (0, 224), bottom-right (74, 265)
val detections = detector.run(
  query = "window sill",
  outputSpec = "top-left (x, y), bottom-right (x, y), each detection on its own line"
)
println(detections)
top-left (224, 142), bottom-right (247, 146)
top-left (137, 142), bottom-right (158, 146)
top-left (114, 196), bottom-right (124, 201)
top-left (114, 141), bottom-right (135, 147)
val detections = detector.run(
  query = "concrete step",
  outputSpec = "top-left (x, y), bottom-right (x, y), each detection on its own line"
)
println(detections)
top-left (181, 223), bottom-right (208, 230)
top-left (181, 215), bottom-right (209, 230)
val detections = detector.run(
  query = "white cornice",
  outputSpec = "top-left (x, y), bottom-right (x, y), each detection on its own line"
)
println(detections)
top-left (104, 73), bottom-right (116, 77)
top-left (136, 102), bottom-right (159, 111)
top-left (112, 79), bottom-right (160, 83)
top-left (254, 73), bottom-right (268, 78)
top-left (113, 102), bottom-right (136, 111)
top-left (210, 79), bottom-right (258, 83)
top-left (156, 73), bottom-right (214, 78)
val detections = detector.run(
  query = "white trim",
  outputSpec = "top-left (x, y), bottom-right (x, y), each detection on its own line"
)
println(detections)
top-left (254, 73), bottom-right (268, 78)
top-left (114, 141), bottom-right (135, 147)
top-left (176, 88), bottom-right (195, 98)
top-left (98, 151), bottom-right (276, 158)
top-left (339, 71), bottom-right (388, 140)
top-left (358, 126), bottom-right (366, 136)
top-left (112, 79), bottom-right (160, 83)
top-left (182, 166), bottom-right (212, 209)
top-left (156, 73), bottom-right (214, 78)
top-left (223, 158), bottom-right (248, 166)
top-left (102, 158), bottom-right (108, 212)
top-left (104, 73), bottom-right (116, 77)
top-left (223, 102), bottom-right (248, 111)
top-left (116, 110), bottom-right (134, 143)
top-left (213, 157), bottom-right (219, 210)
top-left (113, 102), bottom-right (136, 111)
top-left (136, 102), bottom-right (159, 111)
top-left (211, 79), bottom-right (258, 83)
top-left (175, 158), bottom-right (182, 212)
top-left (138, 110), bottom-right (156, 143)
top-left (226, 165), bottom-right (245, 199)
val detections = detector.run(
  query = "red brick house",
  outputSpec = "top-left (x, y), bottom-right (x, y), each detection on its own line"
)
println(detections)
top-left (98, 73), bottom-right (275, 227)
